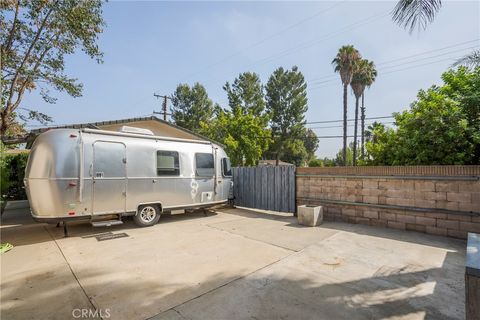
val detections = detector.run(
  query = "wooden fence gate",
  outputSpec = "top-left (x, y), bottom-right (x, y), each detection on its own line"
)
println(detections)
top-left (232, 166), bottom-right (296, 214)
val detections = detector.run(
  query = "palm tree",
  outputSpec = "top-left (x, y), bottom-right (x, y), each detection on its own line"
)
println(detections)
top-left (360, 61), bottom-right (377, 160)
top-left (350, 60), bottom-right (367, 166)
top-left (332, 45), bottom-right (361, 166)
top-left (350, 60), bottom-right (377, 166)
top-left (453, 50), bottom-right (480, 69)
top-left (392, 0), bottom-right (442, 33)
top-left (392, 0), bottom-right (479, 68)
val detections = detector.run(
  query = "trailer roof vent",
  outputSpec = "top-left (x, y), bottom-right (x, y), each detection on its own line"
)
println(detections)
top-left (118, 126), bottom-right (154, 136)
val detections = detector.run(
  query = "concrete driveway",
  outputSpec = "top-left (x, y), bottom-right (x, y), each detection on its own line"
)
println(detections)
top-left (1, 206), bottom-right (466, 320)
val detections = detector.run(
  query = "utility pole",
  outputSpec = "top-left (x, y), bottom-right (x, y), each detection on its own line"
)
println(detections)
top-left (153, 93), bottom-right (172, 121)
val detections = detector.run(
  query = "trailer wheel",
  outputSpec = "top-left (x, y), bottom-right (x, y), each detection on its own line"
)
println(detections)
top-left (134, 205), bottom-right (161, 227)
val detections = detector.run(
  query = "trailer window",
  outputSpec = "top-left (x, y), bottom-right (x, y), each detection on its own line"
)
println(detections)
top-left (195, 153), bottom-right (214, 177)
top-left (156, 151), bottom-right (180, 176)
top-left (222, 158), bottom-right (232, 177)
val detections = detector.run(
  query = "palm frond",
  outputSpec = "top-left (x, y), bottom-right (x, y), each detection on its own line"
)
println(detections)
top-left (452, 50), bottom-right (480, 69)
top-left (332, 45), bottom-right (361, 85)
top-left (392, 0), bottom-right (442, 33)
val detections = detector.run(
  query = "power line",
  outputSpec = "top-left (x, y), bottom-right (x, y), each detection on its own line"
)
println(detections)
top-left (308, 42), bottom-right (479, 85)
top-left (307, 53), bottom-right (471, 90)
top-left (307, 39), bottom-right (479, 83)
top-left (379, 56), bottom-right (462, 76)
top-left (186, 9), bottom-right (388, 86)
top-left (373, 46), bottom-right (479, 70)
top-left (317, 135), bottom-right (356, 138)
top-left (241, 10), bottom-right (389, 70)
top-left (309, 121), bottom-right (395, 130)
top-left (306, 115), bottom-right (393, 125)
top-left (182, 2), bottom-right (345, 81)
top-left (377, 39), bottom-right (480, 66)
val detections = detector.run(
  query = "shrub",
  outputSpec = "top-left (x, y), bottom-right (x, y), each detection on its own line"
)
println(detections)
top-left (1, 150), bottom-right (29, 201)
top-left (308, 159), bottom-right (323, 167)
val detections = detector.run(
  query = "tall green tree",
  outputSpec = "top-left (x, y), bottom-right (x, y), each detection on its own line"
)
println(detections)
top-left (201, 108), bottom-right (271, 166)
top-left (273, 139), bottom-right (307, 167)
top-left (170, 83), bottom-right (215, 133)
top-left (266, 66), bottom-right (308, 165)
top-left (223, 72), bottom-right (265, 117)
top-left (1, 0), bottom-right (105, 137)
top-left (363, 122), bottom-right (397, 165)
top-left (201, 72), bottom-right (271, 166)
top-left (350, 59), bottom-right (377, 165)
top-left (270, 128), bottom-right (318, 166)
top-left (303, 128), bottom-right (319, 164)
top-left (335, 143), bottom-right (354, 166)
top-left (332, 45), bottom-right (361, 166)
top-left (365, 67), bottom-right (480, 165)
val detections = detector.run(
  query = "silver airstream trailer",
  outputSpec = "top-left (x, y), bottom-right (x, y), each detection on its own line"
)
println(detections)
top-left (24, 127), bottom-right (233, 229)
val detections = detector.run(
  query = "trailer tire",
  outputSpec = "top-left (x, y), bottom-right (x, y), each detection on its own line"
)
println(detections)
top-left (134, 205), bottom-right (161, 227)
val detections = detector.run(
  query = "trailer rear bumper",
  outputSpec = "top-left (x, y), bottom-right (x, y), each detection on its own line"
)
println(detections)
top-left (32, 215), bottom-right (92, 224)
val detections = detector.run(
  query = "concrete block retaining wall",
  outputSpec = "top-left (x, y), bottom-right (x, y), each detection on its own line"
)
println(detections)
top-left (296, 166), bottom-right (480, 239)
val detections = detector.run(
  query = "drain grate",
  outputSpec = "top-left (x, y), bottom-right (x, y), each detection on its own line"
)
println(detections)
top-left (95, 232), bottom-right (129, 241)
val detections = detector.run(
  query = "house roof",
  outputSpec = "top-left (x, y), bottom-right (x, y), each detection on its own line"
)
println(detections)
top-left (20, 116), bottom-right (222, 148)
top-left (258, 160), bottom-right (294, 166)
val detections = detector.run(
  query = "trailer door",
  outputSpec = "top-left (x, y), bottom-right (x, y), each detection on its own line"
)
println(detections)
top-left (92, 141), bottom-right (127, 215)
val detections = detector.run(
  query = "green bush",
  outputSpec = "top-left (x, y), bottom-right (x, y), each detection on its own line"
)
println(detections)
top-left (364, 67), bottom-right (480, 165)
top-left (1, 150), bottom-right (29, 201)
top-left (308, 159), bottom-right (323, 167)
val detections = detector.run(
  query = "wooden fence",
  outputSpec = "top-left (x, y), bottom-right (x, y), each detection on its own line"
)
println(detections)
top-left (232, 166), bottom-right (296, 213)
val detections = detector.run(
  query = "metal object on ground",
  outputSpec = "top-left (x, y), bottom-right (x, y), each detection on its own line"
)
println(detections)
top-left (91, 220), bottom-right (124, 227)
top-left (95, 232), bottom-right (129, 241)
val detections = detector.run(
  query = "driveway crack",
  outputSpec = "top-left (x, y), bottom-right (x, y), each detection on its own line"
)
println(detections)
top-left (44, 226), bottom-right (101, 319)
top-left (149, 250), bottom-right (297, 319)
top-left (206, 223), bottom-right (297, 252)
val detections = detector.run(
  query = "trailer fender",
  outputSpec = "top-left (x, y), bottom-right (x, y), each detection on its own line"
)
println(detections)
top-left (135, 202), bottom-right (163, 215)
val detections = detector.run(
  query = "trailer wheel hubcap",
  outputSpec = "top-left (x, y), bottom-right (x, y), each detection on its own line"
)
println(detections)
top-left (140, 206), bottom-right (156, 222)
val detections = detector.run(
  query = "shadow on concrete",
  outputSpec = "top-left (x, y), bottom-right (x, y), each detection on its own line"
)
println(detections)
top-left (220, 206), bottom-right (465, 251)
top-left (1, 206), bottom-right (465, 319)
top-left (1, 250), bottom-right (464, 320)
top-left (0, 207), bottom-right (37, 226)
top-left (0, 208), bottom-right (217, 247)
top-left (316, 220), bottom-right (466, 251)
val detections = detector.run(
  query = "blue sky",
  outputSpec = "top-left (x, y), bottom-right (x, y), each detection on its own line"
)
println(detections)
top-left (23, 1), bottom-right (479, 157)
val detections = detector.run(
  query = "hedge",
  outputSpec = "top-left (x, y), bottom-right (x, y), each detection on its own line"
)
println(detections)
top-left (1, 151), bottom-right (29, 201)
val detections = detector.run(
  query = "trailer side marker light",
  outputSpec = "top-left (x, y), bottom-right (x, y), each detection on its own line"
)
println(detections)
top-left (68, 211), bottom-right (75, 216)
top-left (70, 134), bottom-right (77, 138)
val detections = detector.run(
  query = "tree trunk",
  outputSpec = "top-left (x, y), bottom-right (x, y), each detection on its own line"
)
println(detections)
top-left (361, 93), bottom-right (365, 159)
top-left (353, 96), bottom-right (359, 166)
top-left (343, 83), bottom-right (348, 166)
top-left (0, 110), bottom-right (9, 137)
top-left (275, 152), bottom-right (280, 166)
